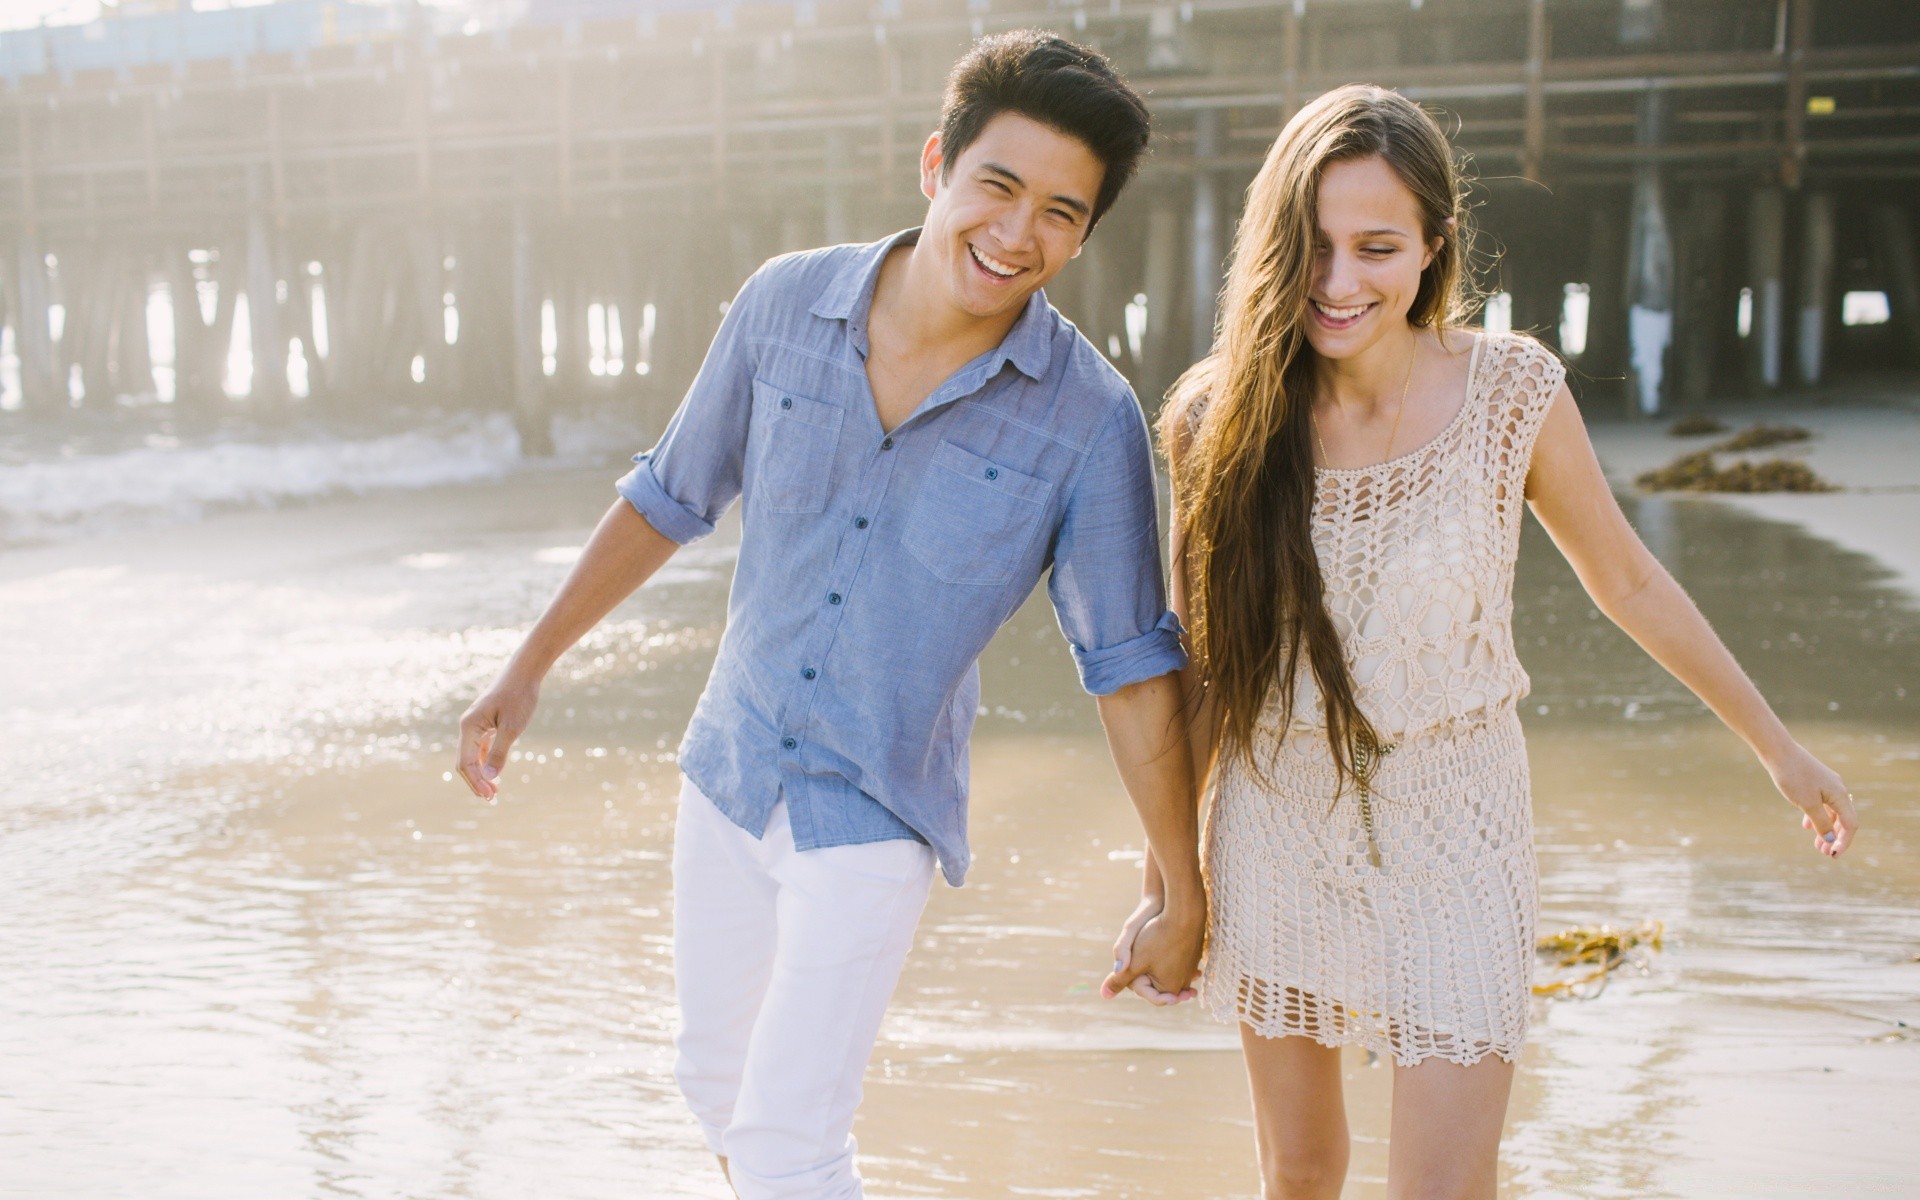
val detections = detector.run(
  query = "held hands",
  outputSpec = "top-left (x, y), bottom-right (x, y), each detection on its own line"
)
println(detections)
top-left (455, 672), bottom-right (541, 800)
top-left (1101, 894), bottom-right (1203, 1006)
top-left (1766, 741), bottom-right (1859, 859)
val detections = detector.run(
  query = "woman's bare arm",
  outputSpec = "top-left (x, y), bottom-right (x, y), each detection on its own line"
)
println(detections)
top-left (1524, 384), bottom-right (1857, 858)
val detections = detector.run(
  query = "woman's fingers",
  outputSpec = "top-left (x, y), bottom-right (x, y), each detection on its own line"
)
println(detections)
top-left (1793, 764), bottom-right (1860, 859)
top-left (1797, 793), bottom-right (1835, 839)
top-left (1803, 799), bottom-right (1852, 859)
top-left (1773, 750), bottom-right (1859, 860)
top-left (1824, 788), bottom-right (1859, 857)
top-left (1126, 975), bottom-right (1199, 1005)
top-left (1804, 800), bottom-right (1838, 858)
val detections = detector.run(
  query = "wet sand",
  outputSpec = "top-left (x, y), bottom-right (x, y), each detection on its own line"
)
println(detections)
top-left (2, 467), bottom-right (1915, 1198)
top-left (1587, 402), bottom-right (1920, 596)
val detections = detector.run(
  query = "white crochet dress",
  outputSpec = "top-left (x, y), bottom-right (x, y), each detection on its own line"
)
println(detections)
top-left (1199, 332), bottom-right (1565, 1067)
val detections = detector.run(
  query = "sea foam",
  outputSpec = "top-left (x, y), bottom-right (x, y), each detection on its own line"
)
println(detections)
top-left (0, 415), bottom-right (536, 547)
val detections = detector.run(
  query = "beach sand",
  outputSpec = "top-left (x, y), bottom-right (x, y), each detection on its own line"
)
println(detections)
top-left (1587, 401), bottom-right (1920, 596)
top-left (1, 463), bottom-right (1915, 1198)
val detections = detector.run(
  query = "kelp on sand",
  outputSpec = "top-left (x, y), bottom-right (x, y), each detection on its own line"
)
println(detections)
top-left (1635, 451), bottom-right (1837, 493)
top-left (1635, 423), bottom-right (1834, 494)
top-left (1534, 920), bottom-right (1665, 999)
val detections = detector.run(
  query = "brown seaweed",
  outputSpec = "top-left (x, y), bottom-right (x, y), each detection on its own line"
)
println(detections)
top-left (1668, 415), bottom-right (1729, 437)
top-left (1635, 451), bottom-right (1837, 494)
top-left (1533, 920), bottom-right (1665, 999)
top-left (1715, 423), bottom-right (1813, 452)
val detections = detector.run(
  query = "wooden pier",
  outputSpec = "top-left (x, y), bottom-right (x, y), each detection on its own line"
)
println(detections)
top-left (2, 0), bottom-right (1917, 445)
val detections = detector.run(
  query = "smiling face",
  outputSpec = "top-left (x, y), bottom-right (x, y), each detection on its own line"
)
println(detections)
top-left (1303, 154), bottom-right (1442, 361)
top-left (918, 112), bottom-right (1104, 322)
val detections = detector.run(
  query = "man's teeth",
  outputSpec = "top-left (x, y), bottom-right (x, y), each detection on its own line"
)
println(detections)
top-left (970, 245), bottom-right (1021, 279)
top-left (1313, 300), bottom-right (1372, 320)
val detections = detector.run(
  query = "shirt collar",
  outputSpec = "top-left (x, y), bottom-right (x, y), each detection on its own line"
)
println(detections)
top-left (810, 226), bottom-right (1055, 383)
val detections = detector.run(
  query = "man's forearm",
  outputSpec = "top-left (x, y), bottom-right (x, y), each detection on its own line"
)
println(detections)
top-left (1095, 673), bottom-right (1205, 914)
top-left (508, 500), bottom-right (683, 681)
top-left (1133, 659), bottom-right (1219, 902)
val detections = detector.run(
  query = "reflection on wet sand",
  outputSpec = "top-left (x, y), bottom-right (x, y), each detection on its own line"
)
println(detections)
top-left (1, 471), bottom-right (1914, 1198)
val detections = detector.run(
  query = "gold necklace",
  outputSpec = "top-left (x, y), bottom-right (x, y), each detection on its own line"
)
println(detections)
top-left (1307, 336), bottom-right (1418, 869)
top-left (1312, 335), bottom-right (1419, 468)
top-left (1351, 727), bottom-right (1394, 869)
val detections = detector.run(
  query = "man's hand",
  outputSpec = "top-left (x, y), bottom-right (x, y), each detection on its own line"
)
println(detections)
top-left (1092, 674), bottom-right (1205, 1005)
top-left (1101, 896), bottom-right (1202, 1005)
top-left (450, 501), bottom-right (682, 801)
top-left (456, 673), bottom-right (541, 799)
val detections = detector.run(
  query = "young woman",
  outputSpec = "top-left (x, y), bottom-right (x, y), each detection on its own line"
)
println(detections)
top-left (1112, 85), bottom-right (1859, 1197)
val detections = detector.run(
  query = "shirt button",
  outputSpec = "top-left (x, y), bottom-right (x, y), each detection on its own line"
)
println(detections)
top-left (854, 516), bottom-right (869, 529)
top-left (880, 436), bottom-right (894, 450)
top-left (801, 667), bottom-right (817, 680)
top-left (781, 736), bottom-right (797, 750)
top-left (828, 592), bottom-right (842, 605)
top-left (780, 397), bottom-right (793, 410)
top-left (984, 467), bottom-right (999, 480)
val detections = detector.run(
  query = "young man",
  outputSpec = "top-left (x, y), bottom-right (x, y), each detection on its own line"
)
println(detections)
top-left (455, 31), bottom-right (1203, 1200)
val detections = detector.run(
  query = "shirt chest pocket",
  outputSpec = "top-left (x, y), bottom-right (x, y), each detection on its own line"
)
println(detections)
top-left (903, 440), bottom-right (1054, 587)
top-left (750, 380), bottom-right (843, 514)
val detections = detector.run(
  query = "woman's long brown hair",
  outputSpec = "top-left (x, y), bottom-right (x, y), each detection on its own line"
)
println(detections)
top-left (1161, 84), bottom-right (1475, 785)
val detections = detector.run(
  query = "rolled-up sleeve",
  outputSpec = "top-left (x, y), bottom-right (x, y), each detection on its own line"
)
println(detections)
top-left (1046, 395), bottom-right (1188, 695)
top-left (615, 270), bottom-right (764, 543)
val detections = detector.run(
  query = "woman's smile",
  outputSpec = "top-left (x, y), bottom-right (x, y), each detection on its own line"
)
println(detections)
top-left (1310, 297), bottom-right (1378, 330)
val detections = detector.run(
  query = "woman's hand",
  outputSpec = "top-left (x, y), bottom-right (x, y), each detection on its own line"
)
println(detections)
top-left (1765, 742), bottom-right (1859, 859)
top-left (1103, 893), bottom-right (1201, 1006)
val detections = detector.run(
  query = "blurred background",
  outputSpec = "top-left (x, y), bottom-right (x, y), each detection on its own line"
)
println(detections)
top-left (1, 0), bottom-right (1918, 447)
top-left (0, 2), bottom-right (1916, 1198)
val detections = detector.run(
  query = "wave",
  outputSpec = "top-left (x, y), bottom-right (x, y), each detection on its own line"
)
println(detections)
top-left (0, 411), bottom-right (653, 548)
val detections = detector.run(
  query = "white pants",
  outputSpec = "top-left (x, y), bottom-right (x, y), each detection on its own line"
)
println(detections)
top-left (672, 778), bottom-right (935, 1200)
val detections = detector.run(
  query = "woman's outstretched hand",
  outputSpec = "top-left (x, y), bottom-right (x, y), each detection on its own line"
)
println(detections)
top-left (1103, 894), bottom-right (1201, 1006)
top-left (1766, 742), bottom-right (1859, 859)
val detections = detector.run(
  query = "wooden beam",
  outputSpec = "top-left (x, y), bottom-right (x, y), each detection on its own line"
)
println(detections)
top-left (1782, 0), bottom-right (1815, 188)
top-left (267, 88), bottom-right (288, 230)
top-left (142, 94), bottom-right (160, 209)
top-left (558, 58), bottom-right (573, 219)
top-left (1522, 0), bottom-right (1547, 184)
top-left (16, 107), bottom-right (36, 235)
top-left (413, 73), bottom-right (432, 208)
top-left (1872, 203), bottom-right (1920, 367)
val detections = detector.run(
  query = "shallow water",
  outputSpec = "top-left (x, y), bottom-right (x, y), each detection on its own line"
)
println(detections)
top-left (2, 467), bottom-right (1915, 1198)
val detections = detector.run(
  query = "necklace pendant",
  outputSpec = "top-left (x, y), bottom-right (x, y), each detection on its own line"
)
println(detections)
top-left (1351, 732), bottom-right (1393, 870)
top-left (1358, 787), bottom-right (1384, 868)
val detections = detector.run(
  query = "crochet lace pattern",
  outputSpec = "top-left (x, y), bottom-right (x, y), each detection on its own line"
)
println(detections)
top-left (1198, 332), bottom-right (1566, 1067)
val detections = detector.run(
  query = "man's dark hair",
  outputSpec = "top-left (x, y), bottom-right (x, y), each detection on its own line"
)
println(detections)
top-left (937, 30), bottom-right (1151, 235)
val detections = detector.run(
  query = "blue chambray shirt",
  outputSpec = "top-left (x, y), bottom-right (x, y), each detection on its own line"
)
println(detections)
top-left (616, 228), bottom-right (1185, 885)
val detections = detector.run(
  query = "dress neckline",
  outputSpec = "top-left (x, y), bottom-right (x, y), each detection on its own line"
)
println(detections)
top-left (1314, 332), bottom-right (1488, 478)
